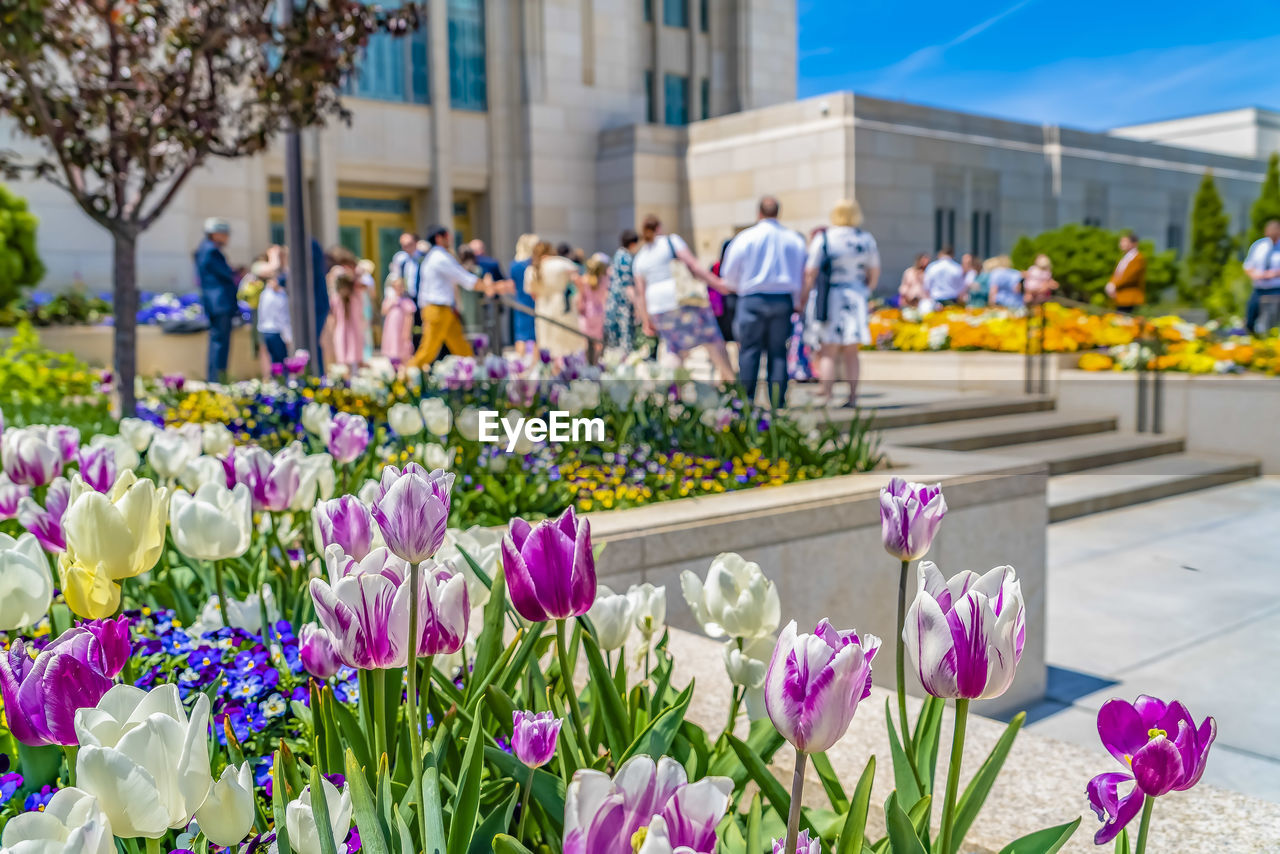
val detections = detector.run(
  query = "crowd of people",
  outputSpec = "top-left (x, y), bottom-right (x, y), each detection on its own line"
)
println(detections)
top-left (195, 207), bottom-right (1280, 406)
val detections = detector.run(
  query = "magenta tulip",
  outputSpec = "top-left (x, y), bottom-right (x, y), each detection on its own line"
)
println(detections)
top-left (764, 619), bottom-right (879, 755)
top-left (76, 445), bottom-right (118, 494)
top-left (0, 617), bottom-right (131, 746)
top-left (16, 477), bottom-right (71, 553)
top-left (0, 474), bottom-right (30, 520)
top-left (502, 507), bottom-right (596, 622)
top-left (324, 412), bottom-right (370, 464)
top-left (1087, 696), bottom-right (1216, 844)
top-left (879, 477), bottom-right (946, 562)
top-left (299, 623), bottom-right (343, 679)
top-left (512, 710), bottom-right (562, 769)
top-left (370, 464), bottom-right (452, 564)
top-left (313, 495), bottom-right (375, 561)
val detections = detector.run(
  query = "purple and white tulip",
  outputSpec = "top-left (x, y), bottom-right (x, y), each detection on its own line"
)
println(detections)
top-left (313, 495), bottom-right (375, 561)
top-left (512, 710), bottom-right (562, 769)
top-left (48, 426), bottom-right (81, 464)
top-left (502, 507), bottom-right (596, 623)
top-left (764, 619), bottom-right (879, 755)
top-left (903, 561), bottom-right (1025, 701)
top-left (879, 477), bottom-right (946, 562)
top-left (324, 412), bottom-right (370, 464)
top-left (222, 445), bottom-right (300, 512)
top-left (299, 623), bottom-right (344, 680)
top-left (370, 464), bottom-right (452, 564)
top-left (76, 445), bottom-right (118, 494)
top-left (563, 755), bottom-right (733, 854)
top-left (774, 830), bottom-right (823, 854)
top-left (0, 474), bottom-right (30, 520)
top-left (1087, 696), bottom-right (1216, 844)
top-left (17, 477), bottom-right (72, 553)
top-left (2, 429), bottom-right (64, 487)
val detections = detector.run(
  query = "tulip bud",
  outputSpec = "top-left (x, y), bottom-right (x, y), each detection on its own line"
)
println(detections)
top-left (370, 465), bottom-right (452, 564)
top-left (324, 412), bottom-right (369, 464)
top-left (302, 402), bottom-right (332, 437)
top-left (420, 397), bottom-right (453, 436)
top-left (286, 778), bottom-right (352, 854)
top-left (764, 620), bottom-right (879, 755)
top-left (629, 583), bottom-right (666, 642)
top-left (17, 477), bottom-right (71, 553)
top-left (299, 623), bottom-right (343, 679)
top-left (117, 417), bottom-right (157, 452)
top-left (179, 455), bottom-right (227, 492)
top-left (76, 445), bottom-right (118, 494)
top-left (314, 495), bottom-right (375, 561)
top-left (146, 430), bottom-right (196, 482)
top-left (195, 761), bottom-right (255, 847)
top-left (388, 403), bottom-right (425, 437)
top-left (587, 586), bottom-right (636, 651)
top-left (512, 710), bottom-right (562, 769)
top-left (502, 507), bottom-right (596, 622)
top-left (456, 407), bottom-right (482, 441)
top-left (0, 532), bottom-right (53, 631)
top-left (170, 482), bottom-right (252, 562)
top-left (903, 562), bottom-right (1024, 701)
top-left (879, 477), bottom-right (946, 562)
top-left (201, 423), bottom-right (235, 457)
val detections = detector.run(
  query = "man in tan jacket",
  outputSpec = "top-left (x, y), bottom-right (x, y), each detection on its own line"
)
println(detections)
top-left (1105, 231), bottom-right (1146, 313)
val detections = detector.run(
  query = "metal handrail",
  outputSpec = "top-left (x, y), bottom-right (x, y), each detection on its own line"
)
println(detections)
top-left (476, 295), bottom-right (606, 364)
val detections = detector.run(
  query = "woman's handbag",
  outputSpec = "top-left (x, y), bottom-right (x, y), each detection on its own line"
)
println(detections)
top-left (669, 236), bottom-right (710, 308)
top-left (814, 229), bottom-right (834, 322)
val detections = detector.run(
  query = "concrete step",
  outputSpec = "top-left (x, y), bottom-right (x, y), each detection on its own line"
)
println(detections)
top-left (790, 393), bottom-right (1057, 431)
top-left (1048, 453), bottom-right (1261, 522)
top-left (997, 432), bottom-right (1187, 475)
top-left (882, 410), bottom-right (1118, 451)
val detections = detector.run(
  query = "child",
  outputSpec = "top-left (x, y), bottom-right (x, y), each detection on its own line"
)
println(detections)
top-left (574, 253), bottom-right (609, 360)
top-left (328, 266), bottom-right (367, 373)
top-left (255, 260), bottom-right (292, 373)
top-left (1022, 254), bottom-right (1058, 304)
top-left (381, 275), bottom-right (416, 365)
top-left (357, 258), bottom-right (378, 358)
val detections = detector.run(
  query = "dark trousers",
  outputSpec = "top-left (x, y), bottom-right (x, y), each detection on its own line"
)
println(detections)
top-left (261, 331), bottom-right (288, 364)
top-left (207, 311), bottom-right (233, 381)
top-left (735, 292), bottom-right (795, 408)
top-left (1248, 288), bottom-right (1280, 333)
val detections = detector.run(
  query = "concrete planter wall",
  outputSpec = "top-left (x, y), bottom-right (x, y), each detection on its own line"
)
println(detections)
top-left (589, 447), bottom-right (1049, 718)
top-left (1, 324), bottom-right (260, 382)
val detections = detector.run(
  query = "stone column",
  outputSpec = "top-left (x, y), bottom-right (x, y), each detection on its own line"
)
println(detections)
top-left (688, 0), bottom-right (705, 121)
top-left (485, 0), bottom-right (518, 257)
top-left (650, 3), bottom-right (665, 124)
top-left (429, 0), bottom-right (455, 229)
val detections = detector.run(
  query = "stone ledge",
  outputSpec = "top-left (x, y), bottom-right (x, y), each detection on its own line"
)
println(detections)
top-left (667, 629), bottom-right (1280, 854)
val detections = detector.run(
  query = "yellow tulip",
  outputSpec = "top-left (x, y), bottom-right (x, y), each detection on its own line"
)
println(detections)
top-left (61, 470), bottom-right (169, 581)
top-left (60, 558), bottom-right (122, 619)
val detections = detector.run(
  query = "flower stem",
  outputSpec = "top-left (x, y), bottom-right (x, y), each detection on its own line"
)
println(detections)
top-left (61, 745), bottom-right (77, 787)
top-left (556, 619), bottom-right (589, 761)
top-left (213, 559), bottom-right (230, 627)
top-left (897, 558), bottom-right (924, 791)
top-left (1134, 794), bottom-right (1155, 854)
top-left (938, 698), bottom-right (970, 854)
top-left (145, 838), bottom-right (162, 854)
top-left (516, 765), bottom-right (536, 841)
top-left (406, 562), bottom-right (428, 852)
top-left (783, 748), bottom-right (808, 854)
top-left (373, 665), bottom-right (387, 763)
top-left (724, 685), bottom-right (743, 736)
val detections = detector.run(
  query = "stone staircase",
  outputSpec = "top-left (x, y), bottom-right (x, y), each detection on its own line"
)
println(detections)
top-left (807, 389), bottom-right (1261, 522)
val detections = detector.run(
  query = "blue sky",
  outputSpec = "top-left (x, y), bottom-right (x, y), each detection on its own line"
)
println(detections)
top-left (797, 0), bottom-right (1280, 130)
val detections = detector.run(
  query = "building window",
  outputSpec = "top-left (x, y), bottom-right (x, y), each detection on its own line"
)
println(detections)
top-left (1084, 182), bottom-right (1108, 229)
top-left (644, 0), bottom-right (652, 22)
top-left (1166, 224), bottom-right (1184, 254)
top-left (348, 0), bottom-right (430, 104)
top-left (664, 73), bottom-right (688, 126)
top-left (971, 210), bottom-right (993, 258)
top-left (699, 0), bottom-right (708, 31)
top-left (645, 71), bottom-right (656, 124)
top-left (935, 207), bottom-right (956, 252)
top-left (700, 78), bottom-right (710, 120)
top-left (448, 0), bottom-right (487, 111)
top-left (663, 0), bottom-right (688, 27)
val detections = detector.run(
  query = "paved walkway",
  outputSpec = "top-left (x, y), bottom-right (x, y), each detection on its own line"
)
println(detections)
top-left (1025, 477), bottom-right (1280, 802)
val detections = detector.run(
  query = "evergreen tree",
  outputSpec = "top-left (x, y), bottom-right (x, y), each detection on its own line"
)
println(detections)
top-left (1183, 171), bottom-right (1232, 304)
top-left (1249, 152), bottom-right (1280, 244)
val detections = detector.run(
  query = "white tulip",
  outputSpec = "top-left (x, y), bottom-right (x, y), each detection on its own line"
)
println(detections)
top-left (0, 532), bottom-right (53, 631)
top-left (388, 403), bottom-right (425, 437)
top-left (723, 635), bottom-right (774, 721)
top-left (0, 786), bottom-right (114, 854)
top-left (504, 410), bottom-right (535, 454)
top-left (147, 430), bottom-right (196, 481)
top-left (74, 684), bottom-right (212, 839)
top-left (201, 423), bottom-right (234, 457)
top-left (588, 586), bottom-right (637, 652)
top-left (88, 434), bottom-right (139, 471)
top-left (179, 455), bottom-right (226, 492)
top-left (420, 442), bottom-right (453, 472)
top-left (172, 423), bottom-right (205, 455)
top-left (420, 397), bottom-right (453, 436)
top-left (357, 478), bottom-right (381, 506)
top-left (117, 417), bottom-right (157, 453)
top-left (680, 552), bottom-right (781, 640)
top-left (289, 448), bottom-right (335, 510)
top-left (196, 585), bottom-right (280, 634)
top-left (285, 778), bottom-right (352, 854)
top-left (456, 407), bottom-right (482, 442)
top-left (194, 761), bottom-right (255, 847)
top-left (437, 526), bottom-right (502, 609)
top-left (301, 402), bottom-right (332, 437)
top-left (628, 583), bottom-right (666, 642)
top-left (170, 482), bottom-right (252, 562)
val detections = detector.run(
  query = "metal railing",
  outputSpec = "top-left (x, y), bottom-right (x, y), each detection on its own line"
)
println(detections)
top-left (476, 295), bottom-right (606, 365)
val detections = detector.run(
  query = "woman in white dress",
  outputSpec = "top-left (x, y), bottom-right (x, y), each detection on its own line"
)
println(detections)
top-left (525, 241), bottom-right (584, 361)
top-left (799, 199), bottom-right (880, 407)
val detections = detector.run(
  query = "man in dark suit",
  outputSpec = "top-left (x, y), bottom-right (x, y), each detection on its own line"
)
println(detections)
top-left (194, 217), bottom-right (237, 381)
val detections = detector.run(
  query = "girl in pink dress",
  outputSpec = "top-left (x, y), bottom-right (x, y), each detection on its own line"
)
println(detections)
top-left (575, 254), bottom-right (609, 360)
top-left (327, 266), bottom-right (368, 372)
top-left (381, 276), bottom-right (416, 365)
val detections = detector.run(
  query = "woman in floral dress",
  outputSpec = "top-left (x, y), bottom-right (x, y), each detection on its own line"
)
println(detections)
top-left (605, 229), bottom-right (640, 353)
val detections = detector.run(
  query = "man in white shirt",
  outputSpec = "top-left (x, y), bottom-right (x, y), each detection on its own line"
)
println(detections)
top-left (407, 225), bottom-right (493, 368)
top-left (720, 196), bottom-right (807, 407)
top-left (923, 247), bottom-right (967, 306)
top-left (1244, 219), bottom-right (1280, 333)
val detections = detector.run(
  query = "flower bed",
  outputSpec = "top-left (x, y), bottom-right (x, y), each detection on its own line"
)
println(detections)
top-left (0, 289), bottom-right (250, 328)
top-left (0, 441), bottom-right (1215, 853)
top-left (869, 305), bottom-right (1280, 375)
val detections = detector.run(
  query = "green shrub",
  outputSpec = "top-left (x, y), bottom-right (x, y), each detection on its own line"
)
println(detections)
top-left (0, 183), bottom-right (45, 307)
top-left (1011, 223), bottom-right (1181, 306)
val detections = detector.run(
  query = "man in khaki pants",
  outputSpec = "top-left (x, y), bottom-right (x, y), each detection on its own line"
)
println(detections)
top-left (408, 224), bottom-right (493, 368)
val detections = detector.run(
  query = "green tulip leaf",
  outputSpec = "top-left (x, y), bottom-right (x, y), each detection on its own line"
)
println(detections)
top-left (446, 712), bottom-right (487, 854)
top-left (467, 786), bottom-right (520, 854)
top-left (885, 698), bottom-right (922, 805)
top-left (580, 628), bottom-right (632, 758)
top-left (492, 835), bottom-right (535, 854)
top-left (883, 792), bottom-right (928, 854)
top-left (310, 764), bottom-right (342, 854)
top-left (835, 755), bottom-right (875, 854)
top-left (747, 792), bottom-right (763, 853)
top-left (912, 695), bottom-right (946, 795)
top-left (483, 746), bottom-right (567, 835)
top-left (812, 750), bottom-right (850, 813)
top-left (621, 681), bottom-right (693, 764)
top-left (344, 750), bottom-right (392, 854)
top-left (997, 817), bottom-right (1083, 854)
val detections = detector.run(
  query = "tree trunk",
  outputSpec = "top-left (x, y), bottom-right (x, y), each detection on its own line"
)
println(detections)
top-left (112, 229), bottom-right (139, 416)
